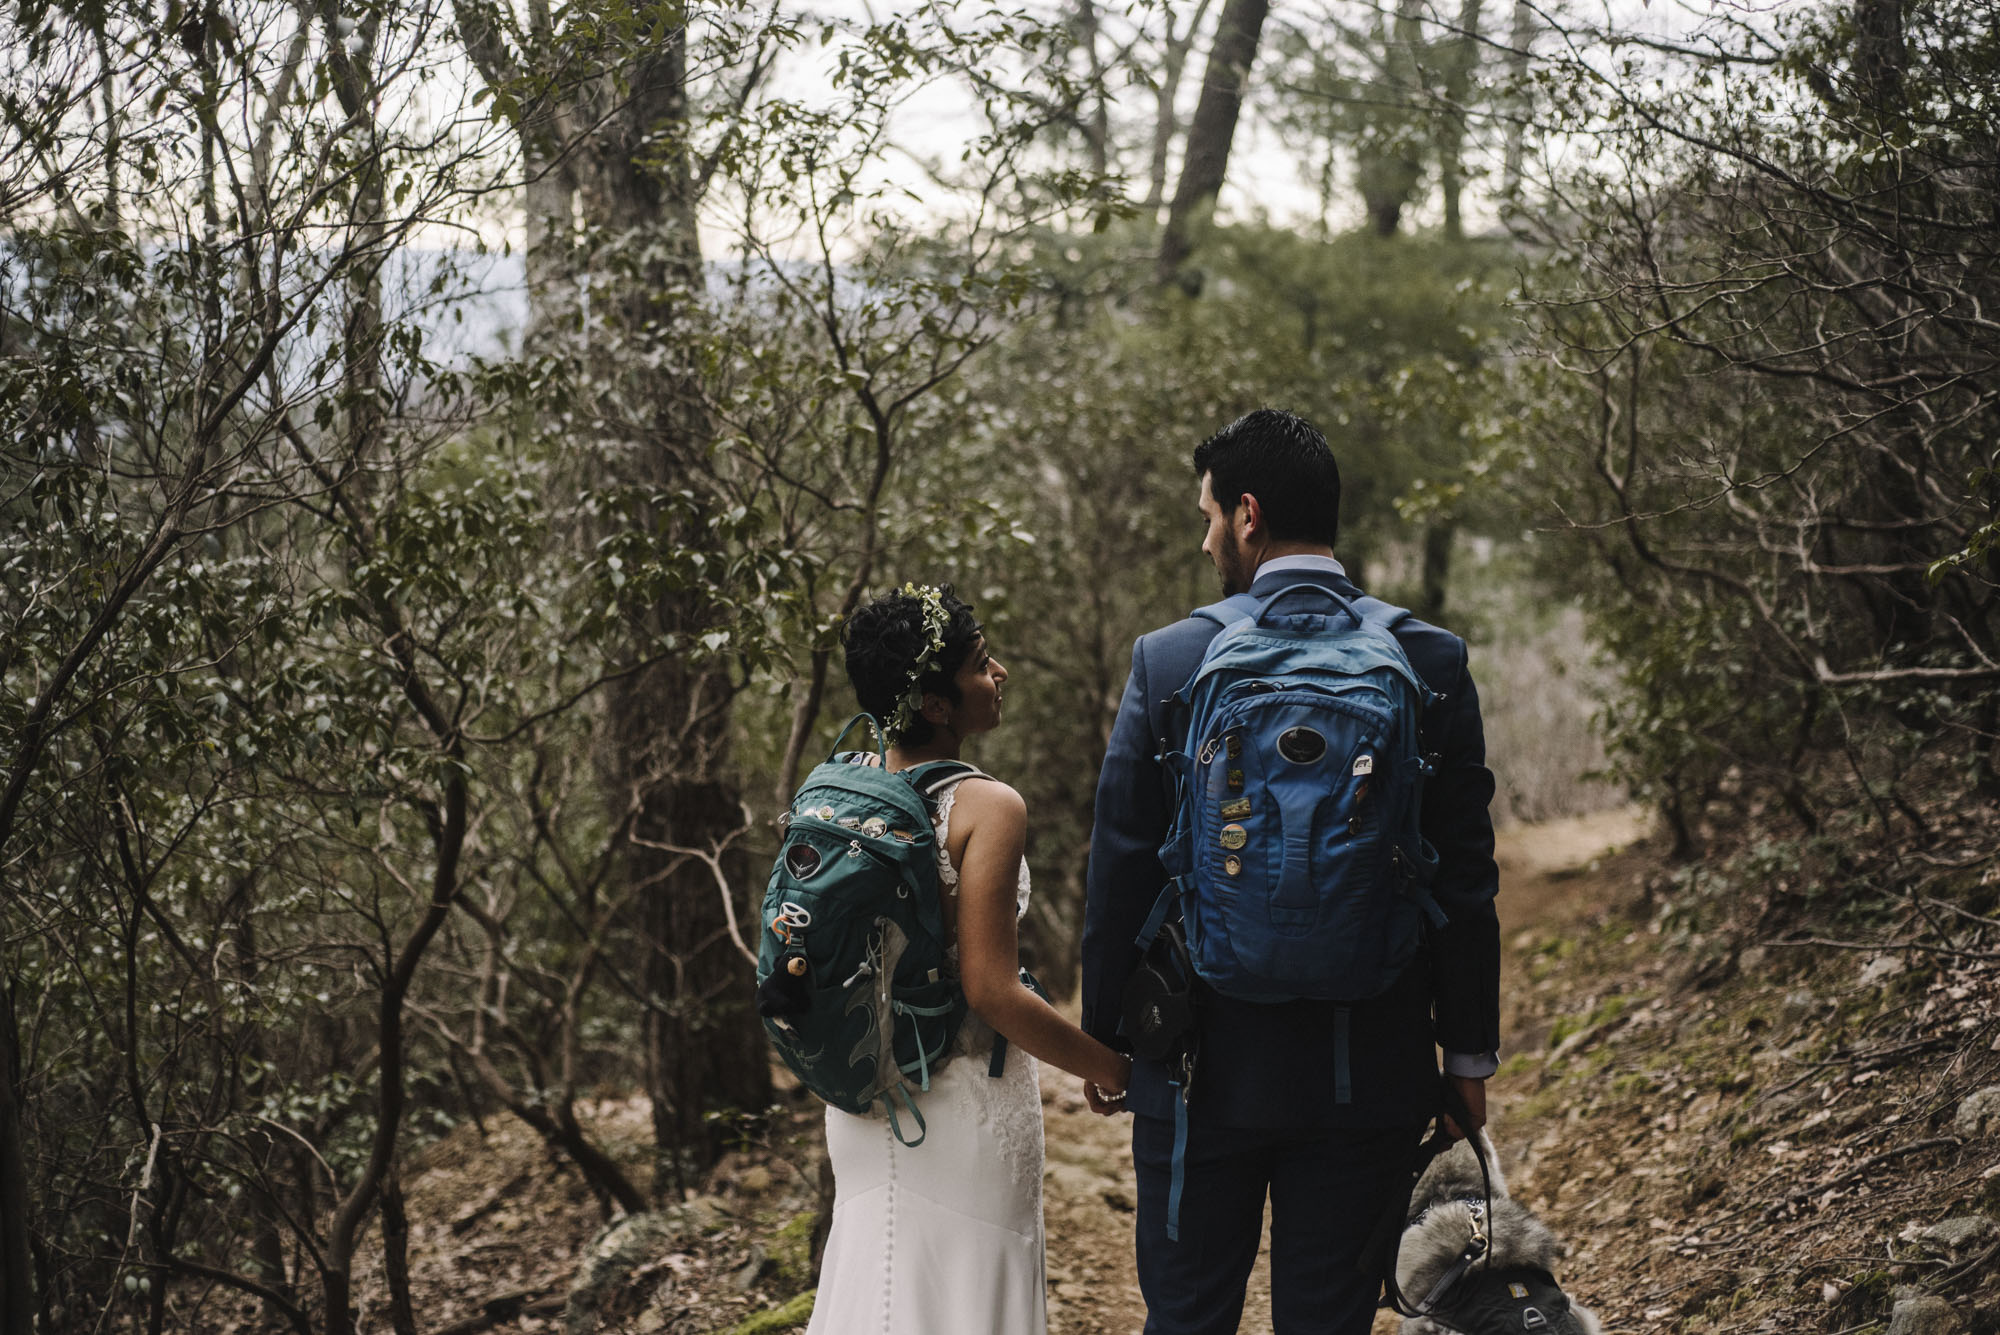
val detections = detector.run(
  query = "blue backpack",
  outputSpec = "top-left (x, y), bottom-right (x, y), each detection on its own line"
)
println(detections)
top-left (755, 716), bottom-right (1027, 1146)
top-left (1141, 583), bottom-right (1447, 1003)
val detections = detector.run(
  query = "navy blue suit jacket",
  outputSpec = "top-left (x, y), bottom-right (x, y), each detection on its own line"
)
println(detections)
top-left (1082, 565), bottom-right (1501, 1128)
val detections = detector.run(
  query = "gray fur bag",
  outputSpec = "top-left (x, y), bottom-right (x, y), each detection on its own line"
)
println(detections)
top-left (1394, 1133), bottom-right (1603, 1335)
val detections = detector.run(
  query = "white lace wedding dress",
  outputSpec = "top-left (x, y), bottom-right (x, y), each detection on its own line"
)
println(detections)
top-left (805, 779), bottom-right (1046, 1335)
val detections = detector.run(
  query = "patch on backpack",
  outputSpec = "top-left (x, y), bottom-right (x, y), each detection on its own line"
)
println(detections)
top-left (1277, 726), bottom-right (1326, 764)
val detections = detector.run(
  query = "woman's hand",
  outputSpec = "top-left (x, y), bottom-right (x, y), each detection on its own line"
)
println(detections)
top-left (1082, 1054), bottom-right (1132, 1116)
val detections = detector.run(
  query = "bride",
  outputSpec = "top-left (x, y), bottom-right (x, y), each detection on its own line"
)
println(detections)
top-left (806, 583), bottom-right (1132, 1335)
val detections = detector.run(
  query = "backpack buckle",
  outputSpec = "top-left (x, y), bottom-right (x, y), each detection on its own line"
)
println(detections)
top-left (773, 902), bottom-right (813, 944)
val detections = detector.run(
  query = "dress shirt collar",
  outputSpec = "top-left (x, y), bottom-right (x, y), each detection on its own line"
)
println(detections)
top-left (1254, 553), bottom-right (1347, 581)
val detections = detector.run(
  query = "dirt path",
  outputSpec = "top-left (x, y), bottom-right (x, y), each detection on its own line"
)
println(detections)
top-left (353, 798), bottom-right (1999, 1335)
top-left (1037, 805), bottom-right (1653, 1335)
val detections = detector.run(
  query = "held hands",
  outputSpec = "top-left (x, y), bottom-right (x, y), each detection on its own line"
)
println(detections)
top-left (1083, 1055), bottom-right (1134, 1116)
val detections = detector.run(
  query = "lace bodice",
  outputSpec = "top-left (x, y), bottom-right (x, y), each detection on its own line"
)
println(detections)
top-left (932, 778), bottom-right (1034, 1071)
top-left (932, 781), bottom-right (1033, 920)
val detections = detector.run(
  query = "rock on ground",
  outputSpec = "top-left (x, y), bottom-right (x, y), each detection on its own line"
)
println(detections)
top-left (1952, 1086), bottom-right (2000, 1139)
top-left (1887, 1295), bottom-right (1963, 1335)
top-left (1918, 1215), bottom-right (1997, 1257)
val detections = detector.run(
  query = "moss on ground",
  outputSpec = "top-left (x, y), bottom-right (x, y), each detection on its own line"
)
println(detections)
top-left (713, 1290), bottom-right (815, 1335)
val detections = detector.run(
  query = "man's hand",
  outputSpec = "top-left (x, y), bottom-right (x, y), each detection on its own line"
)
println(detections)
top-left (1441, 1075), bottom-right (1487, 1141)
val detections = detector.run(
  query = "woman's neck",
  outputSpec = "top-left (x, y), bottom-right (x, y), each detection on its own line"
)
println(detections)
top-left (889, 731), bottom-right (963, 769)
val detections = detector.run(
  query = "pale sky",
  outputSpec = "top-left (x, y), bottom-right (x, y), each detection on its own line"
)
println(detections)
top-left (745, 0), bottom-right (1768, 252)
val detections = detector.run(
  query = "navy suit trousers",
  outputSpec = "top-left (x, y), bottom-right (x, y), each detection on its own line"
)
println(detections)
top-left (1131, 1114), bottom-right (1423, 1335)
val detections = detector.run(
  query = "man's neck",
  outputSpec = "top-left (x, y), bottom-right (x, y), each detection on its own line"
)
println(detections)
top-left (1254, 542), bottom-right (1337, 572)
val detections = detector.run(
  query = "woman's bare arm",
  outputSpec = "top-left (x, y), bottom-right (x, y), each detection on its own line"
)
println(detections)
top-left (947, 779), bottom-right (1131, 1094)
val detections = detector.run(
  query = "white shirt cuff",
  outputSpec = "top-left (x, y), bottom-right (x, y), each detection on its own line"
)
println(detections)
top-left (1443, 1050), bottom-right (1499, 1079)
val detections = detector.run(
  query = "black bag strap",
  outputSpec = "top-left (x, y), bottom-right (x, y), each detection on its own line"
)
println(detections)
top-left (902, 760), bottom-right (986, 816)
top-left (1363, 1076), bottom-right (1496, 1319)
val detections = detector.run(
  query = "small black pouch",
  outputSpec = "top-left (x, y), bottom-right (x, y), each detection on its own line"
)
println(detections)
top-left (1121, 919), bottom-right (1200, 1063)
top-left (1429, 1267), bottom-right (1589, 1334)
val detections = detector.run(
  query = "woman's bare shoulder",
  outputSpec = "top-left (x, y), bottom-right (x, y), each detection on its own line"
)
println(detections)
top-left (950, 774), bottom-right (1025, 828)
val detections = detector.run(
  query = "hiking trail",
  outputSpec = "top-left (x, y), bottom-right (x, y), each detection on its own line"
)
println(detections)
top-left (1037, 806), bottom-right (1652, 1335)
top-left (347, 800), bottom-right (1999, 1335)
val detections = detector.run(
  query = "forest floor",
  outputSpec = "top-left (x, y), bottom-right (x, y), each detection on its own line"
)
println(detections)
top-left (314, 806), bottom-right (2000, 1335)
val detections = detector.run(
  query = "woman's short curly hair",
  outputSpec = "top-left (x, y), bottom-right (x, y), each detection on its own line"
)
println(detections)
top-left (842, 584), bottom-right (983, 746)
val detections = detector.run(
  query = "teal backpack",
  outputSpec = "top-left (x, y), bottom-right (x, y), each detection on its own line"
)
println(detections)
top-left (754, 716), bottom-right (998, 1145)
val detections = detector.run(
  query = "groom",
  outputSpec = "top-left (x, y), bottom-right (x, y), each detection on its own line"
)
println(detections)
top-left (1081, 408), bottom-right (1501, 1334)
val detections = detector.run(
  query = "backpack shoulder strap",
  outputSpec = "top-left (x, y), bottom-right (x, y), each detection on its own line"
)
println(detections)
top-left (902, 760), bottom-right (987, 810)
top-left (1360, 595), bottom-right (1408, 627)
top-left (1355, 595), bottom-right (1414, 635)
top-left (1352, 596), bottom-right (1443, 723)
top-left (1189, 593), bottom-right (1261, 629)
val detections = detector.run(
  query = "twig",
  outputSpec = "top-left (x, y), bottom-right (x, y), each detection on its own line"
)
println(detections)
top-left (449, 1169), bottom-right (535, 1236)
top-left (1765, 1036), bottom-right (1954, 1096)
top-left (432, 1285), bottom-right (566, 1335)
top-left (1766, 937), bottom-right (2000, 962)
top-left (253, 1115), bottom-right (340, 1189)
top-left (1764, 1138), bottom-right (1963, 1219)
top-left (629, 804), bottom-right (760, 968)
top-left (123, 1124), bottom-right (163, 1258)
top-left (1935, 1236), bottom-right (2000, 1288)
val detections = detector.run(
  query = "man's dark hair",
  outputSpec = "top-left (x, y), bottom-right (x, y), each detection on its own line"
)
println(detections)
top-left (1192, 408), bottom-right (1341, 548)
top-left (841, 584), bottom-right (983, 746)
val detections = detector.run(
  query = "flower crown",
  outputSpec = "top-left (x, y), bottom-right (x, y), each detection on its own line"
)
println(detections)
top-left (886, 582), bottom-right (952, 741)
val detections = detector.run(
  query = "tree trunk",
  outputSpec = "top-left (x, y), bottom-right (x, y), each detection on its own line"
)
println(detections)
top-left (318, 21), bottom-right (426, 1333)
top-left (1853, 0), bottom-right (1905, 108)
top-left (1143, 0), bottom-right (1213, 215)
top-left (625, 675), bottom-right (768, 1194)
top-left (1438, 0), bottom-right (1484, 242)
top-left (1418, 521), bottom-right (1455, 622)
top-left (456, 7), bottom-right (772, 1196)
top-left (229, 902), bottom-right (294, 1316)
top-left (1500, 0), bottom-right (1533, 200)
top-left (0, 990), bottom-right (34, 1335)
top-left (580, 33), bottom-right (772, 1193)
top-left (457, 1020), bottom-right (650, 1216)
top-left (381, 1167), bottom-right (418, 1335)
top-left (322, 782), bottom-right (464, 1335)
top-left (1156, 0), bottom-right (1272, 285)
top-left (1357, 0), bottom-right (1428, 239)
top-left (1074, 0), bottom-right (1110, 178)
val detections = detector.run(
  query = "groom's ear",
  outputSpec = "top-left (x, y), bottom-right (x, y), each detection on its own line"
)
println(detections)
top-left (1236, 491), bottom-right (1264, 538)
